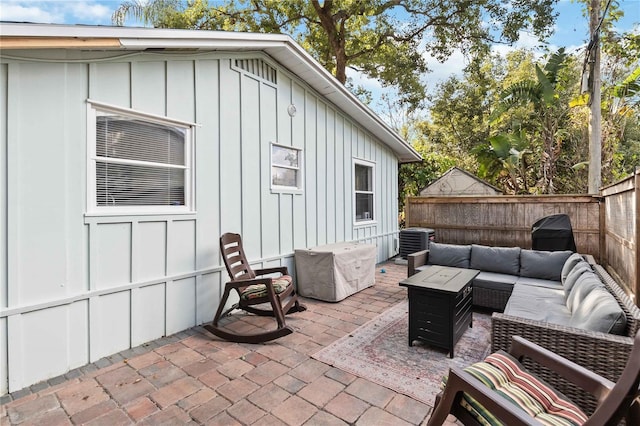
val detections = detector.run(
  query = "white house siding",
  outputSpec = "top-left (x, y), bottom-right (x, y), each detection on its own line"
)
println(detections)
top-left (0, 51), bottom-right (400, 395)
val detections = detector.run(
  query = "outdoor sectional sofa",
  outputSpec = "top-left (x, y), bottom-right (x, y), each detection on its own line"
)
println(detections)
top-left (407, 242), bottom-right (640, 414)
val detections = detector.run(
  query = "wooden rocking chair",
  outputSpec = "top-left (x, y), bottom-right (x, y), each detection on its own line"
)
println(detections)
top-left (428, 331), bottom-right (640, 425)
top-left (204, 233), bottom-right (306, 344)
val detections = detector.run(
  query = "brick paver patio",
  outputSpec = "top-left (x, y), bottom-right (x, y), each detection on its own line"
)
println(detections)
top-left (1, 261), bottom-right (461, 425)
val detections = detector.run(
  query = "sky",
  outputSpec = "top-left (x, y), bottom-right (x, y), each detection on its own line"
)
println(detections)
top-left (2, 1), bottom-right (637, 47)
top-left (1, 0), bottom-right (638, 103)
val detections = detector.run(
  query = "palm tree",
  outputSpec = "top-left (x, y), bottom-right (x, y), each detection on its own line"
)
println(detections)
top-left (489, 48), bottom-right (570, 194)
top-left (474, 130), bottom-right (533, 194)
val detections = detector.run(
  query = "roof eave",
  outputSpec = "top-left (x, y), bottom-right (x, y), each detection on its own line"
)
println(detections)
top-left (0, 23), bottom-right (421, 162)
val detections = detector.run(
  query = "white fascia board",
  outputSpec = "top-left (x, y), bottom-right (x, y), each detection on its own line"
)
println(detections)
top-left (0, 22), bottom-right (421, 162)
top-left (120, 38), bottom-right (286, 50)
top-left (0, 22), bottom-right (291, 43)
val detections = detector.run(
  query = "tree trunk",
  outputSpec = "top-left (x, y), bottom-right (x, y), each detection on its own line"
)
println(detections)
top-left (334, 50), bottom-right (347, 84)
top-left (311, 0), bottom-right (348, 84)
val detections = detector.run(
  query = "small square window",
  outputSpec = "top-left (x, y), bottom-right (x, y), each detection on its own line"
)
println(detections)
top-left (271, 143), bottom-right (303, 191)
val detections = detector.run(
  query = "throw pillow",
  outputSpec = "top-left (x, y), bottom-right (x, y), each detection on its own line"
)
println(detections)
top-left (452, 350), bottom-right (588, 425)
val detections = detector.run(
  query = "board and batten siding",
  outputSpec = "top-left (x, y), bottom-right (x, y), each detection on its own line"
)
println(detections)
top-left (0, 51), bottom-right (400, 394)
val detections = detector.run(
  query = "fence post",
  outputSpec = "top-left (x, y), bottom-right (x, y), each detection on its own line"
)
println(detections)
top-left (599, 195), bottom-right (605, 265)
top-left (635, 168), bottom-right (640, 302)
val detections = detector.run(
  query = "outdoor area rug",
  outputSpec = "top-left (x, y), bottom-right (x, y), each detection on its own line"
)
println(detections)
top-left (312, 300), bottom-right (492, 406)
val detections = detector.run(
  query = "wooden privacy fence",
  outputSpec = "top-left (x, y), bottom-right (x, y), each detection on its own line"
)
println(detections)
top-left (601, 170), bottom-right (639, 301)
top-left (406, 195), bottom-right (601, 257)
top-left (405, 185), bottom-right (639, 301)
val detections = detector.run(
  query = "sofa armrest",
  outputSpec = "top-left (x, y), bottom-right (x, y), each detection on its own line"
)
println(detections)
top-left (492, 312), bottom-right (634, 414)
top-left (592, 263), bottom-right (640, 336)
top-left (407, 249), bottom-right (429, 276)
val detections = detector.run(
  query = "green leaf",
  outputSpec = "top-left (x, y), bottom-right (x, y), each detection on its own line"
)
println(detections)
top-left (536, 64), bottom-right (554, 105)
top-left (543, 48), bottom-right (567, 84)
top-left (572, 161), bottom-right (589, 170)
top-left (490, 80), bottom-right (538, 123)
top-left (489, 135), bottom-right (512, 158)
top-left (613, 66), bottom-right (640, 99)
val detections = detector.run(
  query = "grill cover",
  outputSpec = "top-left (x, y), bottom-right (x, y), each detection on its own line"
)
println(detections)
top-left (531, 214), bottom-right (577, 252)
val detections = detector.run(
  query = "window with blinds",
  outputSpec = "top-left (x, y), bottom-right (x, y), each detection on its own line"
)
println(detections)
top-left (88, 103), bottom-right (194, 213)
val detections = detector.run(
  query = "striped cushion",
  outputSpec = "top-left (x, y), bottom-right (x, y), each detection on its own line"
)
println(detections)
top-left (444, 351), bottom-right (587, 426)
top-left (240, 275), bottom-right (292, 300)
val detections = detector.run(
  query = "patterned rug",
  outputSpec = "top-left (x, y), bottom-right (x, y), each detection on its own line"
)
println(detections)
top-left (312, 300), bottom-right (492, 406)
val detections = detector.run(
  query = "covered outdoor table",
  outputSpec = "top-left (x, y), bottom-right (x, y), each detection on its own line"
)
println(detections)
top-left (294, 242), bottom-right (376, 302)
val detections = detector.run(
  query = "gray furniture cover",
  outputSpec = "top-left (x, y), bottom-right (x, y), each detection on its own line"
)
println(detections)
top-left (294, 242), bottom-right (376, 302)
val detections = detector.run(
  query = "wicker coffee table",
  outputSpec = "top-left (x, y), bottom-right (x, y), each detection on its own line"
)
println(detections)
top-left (399, 265), bottom-right (479, 358)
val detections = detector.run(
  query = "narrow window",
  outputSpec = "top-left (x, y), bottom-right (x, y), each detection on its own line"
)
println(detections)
top-left (354, 159), bottom-right (375, 223)
top-left (87, 102), bottom-right (195, 214)
top-left (271, 143), bottom-right (303, 192)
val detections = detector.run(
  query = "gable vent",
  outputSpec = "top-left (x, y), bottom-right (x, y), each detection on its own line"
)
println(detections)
top-left (234, 58), bottom-right (277, 84)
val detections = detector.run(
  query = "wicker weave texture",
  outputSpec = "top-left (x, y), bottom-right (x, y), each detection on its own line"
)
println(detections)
top-left (472, 287), bottom-right (511, 311)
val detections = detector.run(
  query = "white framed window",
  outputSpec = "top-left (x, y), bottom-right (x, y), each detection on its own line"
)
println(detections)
top-left (271, 143), bottom-right (303, 192)
top-left (86, 100), bottom-right (195, 214)
top-left (353, 158), bottom-right (375, 224)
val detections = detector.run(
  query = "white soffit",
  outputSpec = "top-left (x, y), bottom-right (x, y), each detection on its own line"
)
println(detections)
top-left (0, 22), bottom-right (421, 163)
